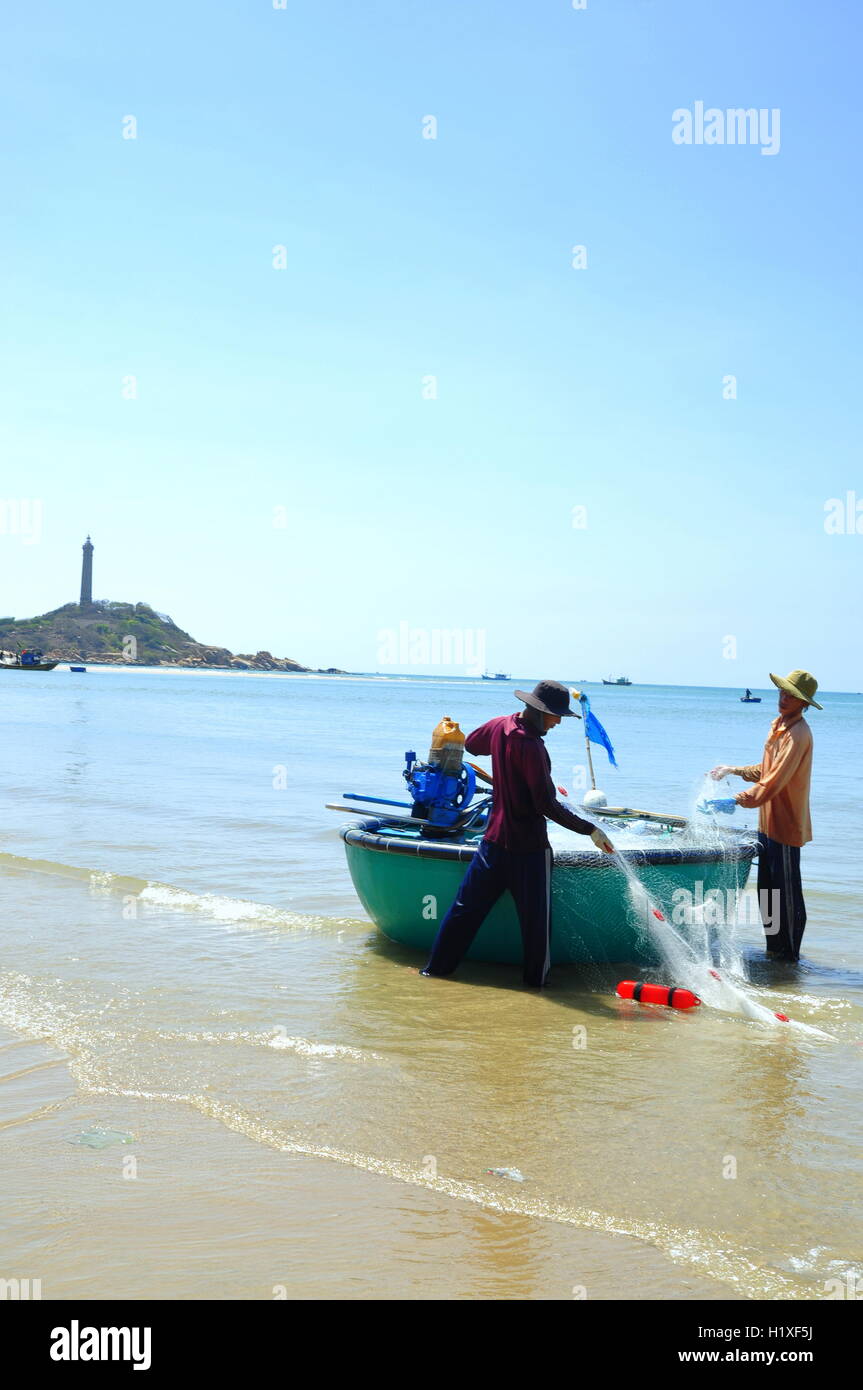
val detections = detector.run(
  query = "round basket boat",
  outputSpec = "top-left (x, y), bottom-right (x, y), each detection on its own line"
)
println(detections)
top-left (340, 816), bottom-right (758, 966)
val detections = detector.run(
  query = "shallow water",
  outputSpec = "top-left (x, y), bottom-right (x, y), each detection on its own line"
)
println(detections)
top-left (0, 669), bottom-right (861, 1299)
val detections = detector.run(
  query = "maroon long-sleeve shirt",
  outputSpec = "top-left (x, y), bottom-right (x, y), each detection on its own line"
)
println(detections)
top-left (466, 713), bottom-right (595, 851)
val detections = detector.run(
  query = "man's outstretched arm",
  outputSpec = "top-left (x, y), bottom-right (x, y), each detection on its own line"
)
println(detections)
top-left (736, 734), bottom-right (807, 808)
top-left (520, 741), bottom-right (595, 835)
top-left (710, 761), bottom-right (762, 782)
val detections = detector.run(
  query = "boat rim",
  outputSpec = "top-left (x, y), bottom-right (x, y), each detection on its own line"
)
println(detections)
top-left (340, 816), bottom-right (758, 868)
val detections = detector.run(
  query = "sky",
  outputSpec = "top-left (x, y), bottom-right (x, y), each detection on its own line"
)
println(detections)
top-left (1, 0), bottom-right (861, 688)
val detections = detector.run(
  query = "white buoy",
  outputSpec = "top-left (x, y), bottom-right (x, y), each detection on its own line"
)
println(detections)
top-left (583, 789), bottom-right (608, 810)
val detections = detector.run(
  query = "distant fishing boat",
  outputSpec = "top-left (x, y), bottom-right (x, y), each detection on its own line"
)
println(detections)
top-left (740, 689), bottom-right (761, 703)
top-left (0, 648), bottom-right (58, 671)
top-left (602, 675), bottom-right (632, 686)
top-left (481, 672), bottom-right (510, 681)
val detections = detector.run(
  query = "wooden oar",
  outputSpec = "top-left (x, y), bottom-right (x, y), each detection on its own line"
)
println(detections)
top-left (325, 799), bottom-right (491, 831)
top-left (466, 760), bottom-right (493, 786)
top-left (325, 803), bottom-right (429, 828)
top-left (589, 805), bottom-right (688, 827)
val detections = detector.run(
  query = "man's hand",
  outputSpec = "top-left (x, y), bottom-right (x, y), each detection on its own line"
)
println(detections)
top-left (590, 827), bottom-right (615, 854)
top-left (709, 765), bottom-right (735, 781)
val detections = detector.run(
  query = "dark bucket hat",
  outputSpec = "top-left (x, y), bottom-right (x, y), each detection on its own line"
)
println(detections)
top-left (515, 680), bottom-right (580, 718)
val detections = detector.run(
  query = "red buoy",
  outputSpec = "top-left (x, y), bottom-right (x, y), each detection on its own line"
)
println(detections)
top-left (616, 980), bottom-right (701, 1009)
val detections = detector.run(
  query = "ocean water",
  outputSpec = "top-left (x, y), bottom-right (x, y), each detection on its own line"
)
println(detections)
top-left (1, 668), bottom-right (861, 1300)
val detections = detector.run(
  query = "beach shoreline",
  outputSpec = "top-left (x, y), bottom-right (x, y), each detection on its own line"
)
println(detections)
top-left (1, 671), bottom-right (860, 1303)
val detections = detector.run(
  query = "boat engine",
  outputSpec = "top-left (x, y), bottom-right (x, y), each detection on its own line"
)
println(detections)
top-left (340, 717), bottom-right (486, 836)
top-left (403, 750), bottom-right (477, 830)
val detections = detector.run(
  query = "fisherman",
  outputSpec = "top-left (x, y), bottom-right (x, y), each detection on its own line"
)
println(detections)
top-left (710, 669), bottom-right (821, 962)
top-left (421, 680), bottom-right (614, 988)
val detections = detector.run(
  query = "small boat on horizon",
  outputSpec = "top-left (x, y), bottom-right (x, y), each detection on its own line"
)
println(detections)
top-left (481, 672), bottom-right (510, 681)
top-left (602, 675), bottom-right (632, 686)
top-left (0, 647), bottom-right (58, 671)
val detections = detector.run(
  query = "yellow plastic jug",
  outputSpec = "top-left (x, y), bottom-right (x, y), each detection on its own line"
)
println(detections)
top-left (428, 717), bottom-right (465, 773)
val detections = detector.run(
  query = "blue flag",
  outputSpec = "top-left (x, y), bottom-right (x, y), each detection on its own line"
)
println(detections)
top-left (577, 692), bottom-right (618, 769)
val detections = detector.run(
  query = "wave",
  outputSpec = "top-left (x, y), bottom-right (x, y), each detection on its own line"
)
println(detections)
top-left (0, 969), bottom-right (848, 1300)
top-left (153, 1027), bottom-right (383, 1062)
top-left (0, 851), bottom-right (358, 934)
top-left (0, 975), bottom-right (385, 1103)
top-left (80, 1082), bottom-right (832, 1301)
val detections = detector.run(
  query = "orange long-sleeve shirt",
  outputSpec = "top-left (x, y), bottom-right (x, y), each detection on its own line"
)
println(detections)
top-left (732, 712), bottom-right (813, 847)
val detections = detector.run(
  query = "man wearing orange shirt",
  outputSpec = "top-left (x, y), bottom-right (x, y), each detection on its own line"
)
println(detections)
top-left (710, 669), bottom-right (821, 962)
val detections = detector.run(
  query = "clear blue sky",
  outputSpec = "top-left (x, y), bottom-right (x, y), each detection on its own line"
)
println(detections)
top-left (1, 0), bottom-right (861, 687)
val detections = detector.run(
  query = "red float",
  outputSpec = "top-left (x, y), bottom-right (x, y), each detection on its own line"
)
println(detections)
top-left (616, 980), bottom-right (701, 1009)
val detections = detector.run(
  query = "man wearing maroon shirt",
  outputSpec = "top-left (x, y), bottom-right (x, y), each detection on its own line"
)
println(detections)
top-left (421, 680), bottom-right (614, 988)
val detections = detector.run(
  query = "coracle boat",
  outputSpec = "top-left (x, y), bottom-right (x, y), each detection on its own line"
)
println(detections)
top-left (331, 718), bottom-right (757, 967)
top-left (338, 813), bottom-right (756, 966)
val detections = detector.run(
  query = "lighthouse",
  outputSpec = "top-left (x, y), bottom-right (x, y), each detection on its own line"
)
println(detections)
top-left (80, 535), bottom-right (94, 607)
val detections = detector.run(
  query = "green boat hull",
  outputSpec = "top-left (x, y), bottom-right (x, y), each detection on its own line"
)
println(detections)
top-left (342, 820), bottom-right (757, 966)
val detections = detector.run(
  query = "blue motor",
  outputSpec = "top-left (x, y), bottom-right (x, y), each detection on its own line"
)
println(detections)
top-left (403, 749), bottom-right (477, 830)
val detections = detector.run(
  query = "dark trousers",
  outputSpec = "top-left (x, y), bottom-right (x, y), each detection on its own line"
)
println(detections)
top-left (757, 832), bottom-right (807, 960)
top-left (424, 838), bottom-right (553, 987)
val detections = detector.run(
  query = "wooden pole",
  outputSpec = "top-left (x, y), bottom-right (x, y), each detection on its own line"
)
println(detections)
top-left (573, 691), bottom-right (596, 790)
top-left (584, 726), bottom-right (596, 790)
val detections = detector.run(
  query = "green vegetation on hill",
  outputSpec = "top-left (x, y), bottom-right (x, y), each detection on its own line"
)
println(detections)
top-left (0, 602), bottom-right (316, 671)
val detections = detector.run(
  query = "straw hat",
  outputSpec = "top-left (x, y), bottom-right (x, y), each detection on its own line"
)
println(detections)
top-left (769, 669), bottom-right (823, 710)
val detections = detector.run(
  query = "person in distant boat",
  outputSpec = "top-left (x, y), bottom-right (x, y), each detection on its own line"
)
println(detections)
top-left (710, 669), bottom-right (821, 962)
top-left (421, 681), bottom-right (614, 989)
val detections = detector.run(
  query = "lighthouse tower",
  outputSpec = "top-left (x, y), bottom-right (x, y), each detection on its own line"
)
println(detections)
top-left (80, 535), bottom-right (94, 608)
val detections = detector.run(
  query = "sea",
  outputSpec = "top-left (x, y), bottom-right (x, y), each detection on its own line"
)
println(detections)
top-left (1, 668), bottom-right (861, 1301)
